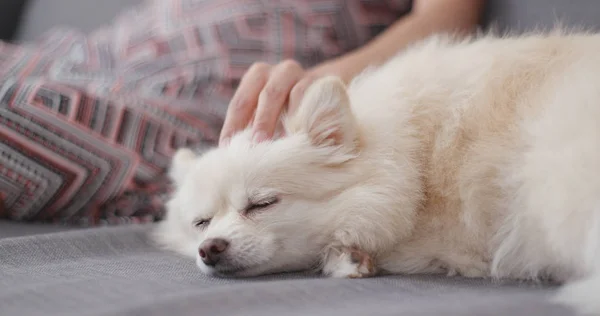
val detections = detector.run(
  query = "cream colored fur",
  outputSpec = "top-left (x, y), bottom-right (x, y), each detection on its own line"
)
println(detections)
top-left (155, 30), bottom-right (600, 315)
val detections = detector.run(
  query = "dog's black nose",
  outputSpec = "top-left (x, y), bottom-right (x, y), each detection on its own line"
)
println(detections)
top-left (198, 238), bottom-right (229, 266)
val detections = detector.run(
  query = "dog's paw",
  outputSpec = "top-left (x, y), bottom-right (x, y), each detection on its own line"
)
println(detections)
top-left (322, 247), bottom-right (377, 278)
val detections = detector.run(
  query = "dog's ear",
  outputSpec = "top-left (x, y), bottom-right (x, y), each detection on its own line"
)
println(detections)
top-left (289, 76), bottom-right (359, 153)
top-left (169, 148), bottom-right (196, 186)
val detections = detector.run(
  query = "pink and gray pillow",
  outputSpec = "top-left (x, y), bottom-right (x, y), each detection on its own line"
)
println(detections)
top-left (0, 0), bottom-right (411, 226)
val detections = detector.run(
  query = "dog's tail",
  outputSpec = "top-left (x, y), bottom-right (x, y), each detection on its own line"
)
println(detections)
top-left (555, 273), bottom-right (600, 315)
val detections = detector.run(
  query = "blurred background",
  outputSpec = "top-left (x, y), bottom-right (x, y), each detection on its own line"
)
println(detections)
top-left (3, 0), bottom-right (600, 43)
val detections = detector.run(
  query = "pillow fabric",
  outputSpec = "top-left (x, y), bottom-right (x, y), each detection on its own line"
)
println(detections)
top-left (0, 0), bottom-right (412, 226)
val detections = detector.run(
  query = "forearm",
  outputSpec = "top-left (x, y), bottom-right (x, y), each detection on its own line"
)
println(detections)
top-left (314, 0), bottom-right (485, 82)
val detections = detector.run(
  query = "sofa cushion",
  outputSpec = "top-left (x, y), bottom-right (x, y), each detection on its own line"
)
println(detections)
top-left (484, 0), bottom-right (600, 33)
top-left (0, 0), bottom-right (29, 41)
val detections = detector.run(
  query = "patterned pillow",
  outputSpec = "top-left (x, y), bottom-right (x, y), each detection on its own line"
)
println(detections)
top-left (0, 0), bottom-right (411, 226)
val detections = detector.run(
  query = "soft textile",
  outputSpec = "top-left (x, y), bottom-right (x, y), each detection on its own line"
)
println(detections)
top-left (0, 223), bottom-right (574, 316)
top-left (0, 0), bottom-right (411, 225)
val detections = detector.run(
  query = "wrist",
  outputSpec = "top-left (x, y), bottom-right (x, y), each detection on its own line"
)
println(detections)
top-left (309, 51), bottom-right (368, 84)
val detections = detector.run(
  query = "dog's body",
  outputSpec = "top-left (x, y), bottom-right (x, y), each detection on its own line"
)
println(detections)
top-left (156, 31), bottom-right (600, 314)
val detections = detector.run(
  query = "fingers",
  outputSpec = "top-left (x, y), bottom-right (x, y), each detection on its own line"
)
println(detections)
top-left (220, 62), bottom-right (271, 145)
top-left (251, 60), bottom-right (303, 142)
top-left (219, 59), bottom-right (317, 146)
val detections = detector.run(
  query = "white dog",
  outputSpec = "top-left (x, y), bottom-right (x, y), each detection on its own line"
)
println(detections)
top-left (154, 30), bottom-right (600, 315)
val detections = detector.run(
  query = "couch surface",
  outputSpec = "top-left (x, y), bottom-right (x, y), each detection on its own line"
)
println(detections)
top-left (3, 1), bottom-right (600, 316)
top-left (484, 0), bottom-right (600, 33)
top-left (0, 224), bottom-right (575, 316)
top-left (15, 0), bottom-right (142, 42)
top-left (13, 0), bottom-right (600, 42)
top-left (0, 220), bottom-right (79, 239)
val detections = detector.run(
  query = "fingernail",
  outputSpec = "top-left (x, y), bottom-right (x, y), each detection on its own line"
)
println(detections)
top-left (252, 131), bottom-right (268, 144)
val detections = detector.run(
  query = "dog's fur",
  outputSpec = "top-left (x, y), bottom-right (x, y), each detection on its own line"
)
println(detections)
top-left (155, 30), bottom-right (600, 314)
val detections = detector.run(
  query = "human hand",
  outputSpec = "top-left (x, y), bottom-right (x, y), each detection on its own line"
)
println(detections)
top-left (219, 59), bottom-right (346, 146)
top-left (218, 0), bottom-right (483, 146)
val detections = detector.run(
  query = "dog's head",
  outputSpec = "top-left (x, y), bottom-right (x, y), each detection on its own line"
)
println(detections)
top-left (154, 77), bottom-right (362, 277)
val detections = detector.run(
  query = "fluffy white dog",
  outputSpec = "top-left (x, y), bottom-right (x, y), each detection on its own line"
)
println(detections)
top-left (155, 30), bottom-right (600, 315)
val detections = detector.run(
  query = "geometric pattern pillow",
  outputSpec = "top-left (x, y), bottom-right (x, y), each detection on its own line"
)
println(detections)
top-left (0, 0), bottom-right (412, 226)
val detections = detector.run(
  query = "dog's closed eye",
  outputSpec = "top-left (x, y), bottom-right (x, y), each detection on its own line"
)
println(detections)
top-left (244, 196), bottom-right (280, 215)
top-left (193, 218), bottom-right (211, 229)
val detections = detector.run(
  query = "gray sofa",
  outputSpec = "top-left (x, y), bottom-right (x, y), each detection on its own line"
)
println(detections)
top-left (15, 0), bottom-right (142, 42)
top-left (2, 1), bottom-right (599, 316)
top-left (12, 0), bottom-right (600, 42)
